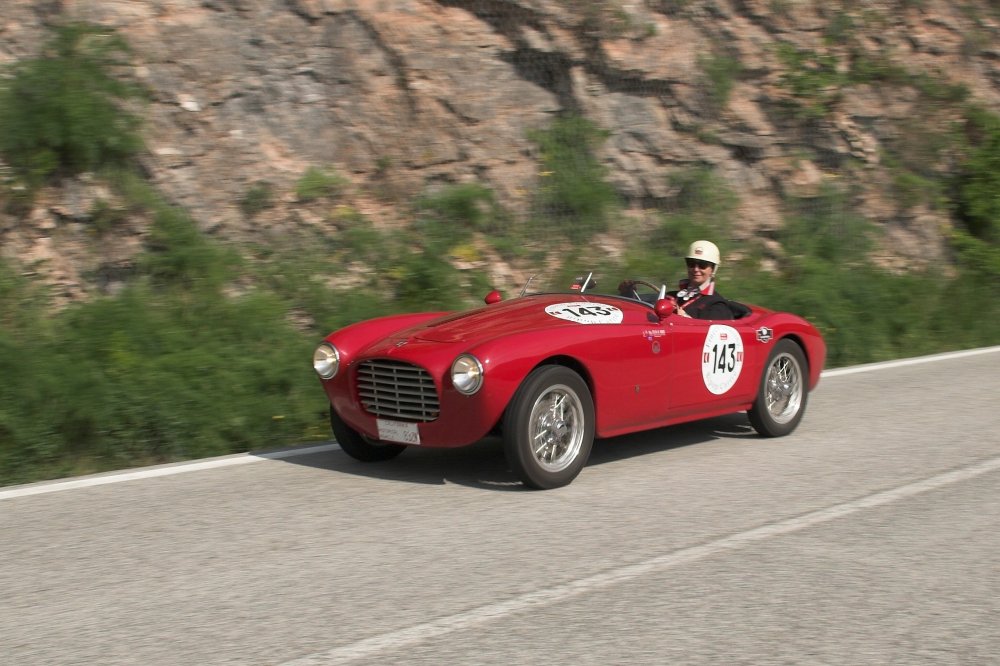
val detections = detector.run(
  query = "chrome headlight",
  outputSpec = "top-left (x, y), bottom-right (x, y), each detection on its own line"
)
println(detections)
top-left (313, 343), bottom-right (340, 379)
top-left (451, 354), bottom-right (484, 395)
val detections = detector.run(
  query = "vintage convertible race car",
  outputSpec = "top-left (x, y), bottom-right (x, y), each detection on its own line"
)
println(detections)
top-left (313, 274), bottom-right (826, 489)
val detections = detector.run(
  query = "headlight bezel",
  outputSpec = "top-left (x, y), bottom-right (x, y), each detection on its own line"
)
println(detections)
top-left (450, 354), bottom-right (484, 395)
top-left (313, 342), bottom-right (340, 379)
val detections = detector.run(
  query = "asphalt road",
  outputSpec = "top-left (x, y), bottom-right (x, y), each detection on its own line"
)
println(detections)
top-left (3, 348), bottom-right (1000, 665)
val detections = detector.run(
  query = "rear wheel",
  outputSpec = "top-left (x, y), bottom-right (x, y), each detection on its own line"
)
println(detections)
top-left (329, 406), bottom-right (406, 462)
top-left (503, 366), bottom-right (595, 490)
top-left (748, 339), bottom-right (808, 437)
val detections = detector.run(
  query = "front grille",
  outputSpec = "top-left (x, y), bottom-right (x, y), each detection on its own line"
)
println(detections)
top-left (356, 360), bottom-right (440, 422)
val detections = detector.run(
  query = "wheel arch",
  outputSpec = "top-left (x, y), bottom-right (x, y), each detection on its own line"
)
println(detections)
top-left (528, 354), bottom-right (596, 397)
top-left (494, 355), bottom-right (595, 429)
top-left (773, 330), bottom-right (825, 390)
top-left (775, 334), bottom-right (809, 371)
top-left (748, 335), bottom-right (811, 437)
top-left (500, 360), bottom-right (597, 489)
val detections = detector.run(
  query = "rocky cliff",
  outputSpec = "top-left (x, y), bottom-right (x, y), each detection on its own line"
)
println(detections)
top-left (2, 0), bottom-right (999, 301)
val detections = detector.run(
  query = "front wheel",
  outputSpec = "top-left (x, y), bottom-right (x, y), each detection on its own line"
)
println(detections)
top-left (329, 406), bottom-right (406, 462)
top-left (503, 366), bottom-right (595, 490)
top-left (748, 339), bottom-right (808, 437)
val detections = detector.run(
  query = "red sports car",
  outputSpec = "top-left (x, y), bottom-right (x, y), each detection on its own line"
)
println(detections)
top-left (313, 275), bottom-right (826, 489)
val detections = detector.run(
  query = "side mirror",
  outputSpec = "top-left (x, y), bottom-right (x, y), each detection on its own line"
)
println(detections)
top-left (655, 296), bottom-right (676, 320)
top-left (484, 290), bottom-right (503, 304)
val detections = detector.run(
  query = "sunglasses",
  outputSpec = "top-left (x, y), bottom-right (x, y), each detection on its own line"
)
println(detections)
top-left (685, 259), bottom-right (715, 270)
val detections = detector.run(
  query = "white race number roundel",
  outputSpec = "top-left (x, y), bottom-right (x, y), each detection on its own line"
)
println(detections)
top-left (701, 325), bottom-right (744, 395)
top-left (545, 302), bottom-right (623, 324)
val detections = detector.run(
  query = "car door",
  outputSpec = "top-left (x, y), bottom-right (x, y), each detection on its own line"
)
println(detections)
top-left (667, 315), bottom-right (760, 418)
top-left (582, 304), bottom-right (677, 435)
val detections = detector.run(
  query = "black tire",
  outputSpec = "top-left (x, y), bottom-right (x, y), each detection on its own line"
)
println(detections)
top-left (502, 366), bottom-right (595, 490)
top-left (329, 406), bottom-right (406, 462)
top-left (748, 339), bottom-right (809, 437)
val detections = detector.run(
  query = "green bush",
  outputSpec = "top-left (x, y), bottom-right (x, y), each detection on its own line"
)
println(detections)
top-left (250, 237), bottom-right (396, 338)
top-left (0, 22), bottom-right (144, 186)
top-left (779, 186), bottom-right (874, 264)
top-left (848, 52), bottom-right (913, 87)
top-left (251, 206), bottom-right (487, 331)
top-left (88, 198), bottom-right (129, 234)
top-left (775, 43), bottom-right (844, 119)
top-left (0, 224), bottom-right (327, 485)
top-left (239, 180), bottom-right (275, 217)
top-left (416, 183), bottom-right (502, 234)
top-left (700, 52), bottom-right (741, 111)
top-left (951, 229), bottom-right (1000, 284)
top-left (140, 206), bottom-right (240, 290)
top-left (0, 259), bottom-right (48, 335)
top-left (296, 166), bottom-right (345, 202)
top-left (955, 106), bottom-right (1000, 244)
top-left (528, 116), bottom-right (619, 240)
top-left (848, 51), bottom-right (968, 104)
top-left (824, 11), bottom-right (855, 46)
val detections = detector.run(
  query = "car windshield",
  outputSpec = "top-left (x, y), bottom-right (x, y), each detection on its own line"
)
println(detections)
top-left (517, 272), bottom-right (658, 299)
top-left (516, 272), bottom-right (595, 296)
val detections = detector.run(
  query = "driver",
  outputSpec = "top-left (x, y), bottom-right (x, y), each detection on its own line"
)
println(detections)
top-left (671, 240), bottom-right (732, 319)
top-left (619, 240), bottom-right (734, 319)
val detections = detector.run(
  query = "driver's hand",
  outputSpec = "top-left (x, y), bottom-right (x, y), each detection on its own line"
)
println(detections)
top-left (617, 280), bottom-right (636, 296)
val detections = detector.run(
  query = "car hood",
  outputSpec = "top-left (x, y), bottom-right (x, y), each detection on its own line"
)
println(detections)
top-left (407, 294), bottom-right (630, 343)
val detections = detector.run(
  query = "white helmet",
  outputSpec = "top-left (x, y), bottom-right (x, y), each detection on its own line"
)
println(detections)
top-left (686, 240), bottom-right (720, 266)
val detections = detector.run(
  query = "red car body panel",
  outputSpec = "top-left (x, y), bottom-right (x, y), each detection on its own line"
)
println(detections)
top-left (319, 292), bottom-right (826, 448)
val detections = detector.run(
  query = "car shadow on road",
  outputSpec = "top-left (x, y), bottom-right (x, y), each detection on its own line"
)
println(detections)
top-left (589, 412), bottom-right (758, 466)
top-left (265, 412), bottom-right (760, 492)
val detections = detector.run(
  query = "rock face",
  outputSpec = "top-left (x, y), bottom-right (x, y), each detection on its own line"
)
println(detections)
top-left (2, 0), bottom-right (999, 300)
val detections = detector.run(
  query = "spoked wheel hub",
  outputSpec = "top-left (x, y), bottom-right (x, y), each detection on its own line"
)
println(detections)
top-left (748, 340), bottom-right (810, 438)
top-left (529, 385), bottom-right (584, 473)
top-left (765, 353), bottom-right (803, 424)
top-left (503, 366), bottom-right (595, 489)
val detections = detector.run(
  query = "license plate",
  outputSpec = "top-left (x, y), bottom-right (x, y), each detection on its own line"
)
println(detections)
top-left (376, 418), bottom-right (421, 445)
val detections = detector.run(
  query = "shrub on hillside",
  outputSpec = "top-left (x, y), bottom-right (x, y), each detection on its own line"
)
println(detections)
top-left (140, 206), bottom-right (240, 290)
top-left (955, 106), bottom-right (1000, 245)
top-left (0, 22), bottom-right (144, 186)
top-left (295, 167), bottom-right (346, 202)
top-left (239, 181), bottom-right (275, 217)
top-left (416, 183), bottom-right (503, 235)
top-left (0, 222), bottom-right (328, 485)
top-left (529, 116), bottom-right (619, 240)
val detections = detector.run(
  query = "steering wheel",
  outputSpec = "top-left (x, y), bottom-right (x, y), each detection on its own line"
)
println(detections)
top-left (627, 279), bottom-right (663, 301)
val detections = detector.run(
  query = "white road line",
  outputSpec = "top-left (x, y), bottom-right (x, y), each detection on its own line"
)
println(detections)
top-left (2, 345), bottom-right (999, 501)
top-left (0, 444), bottom-right (337, 501)
top-left (279, 454), bottom-right (1000, 666)
top-left (821, 345), bottom-right (1000, 378)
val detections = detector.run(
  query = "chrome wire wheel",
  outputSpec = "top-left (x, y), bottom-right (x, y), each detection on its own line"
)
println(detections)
top-left (748, 339), bottom-right (809, 438)
top-left (528, 384), bottom-right (586, 473)
top-left (764, 351), bottom-right (804, 425)
top-left (503, 366), bottom-right (595, 489)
